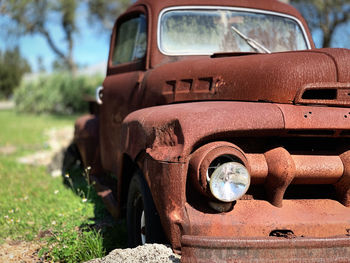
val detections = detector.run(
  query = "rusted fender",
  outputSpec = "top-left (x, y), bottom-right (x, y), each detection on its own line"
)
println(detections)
top-left (121, 101), bottom-right (284, 162)
top-left (74, 114), bottom-right (100, 169)
top-left (121, 101), bottom-right (350, 163)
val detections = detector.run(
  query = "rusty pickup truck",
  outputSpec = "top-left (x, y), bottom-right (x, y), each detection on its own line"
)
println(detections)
top-left (73, 0), bottom-right (350, 262)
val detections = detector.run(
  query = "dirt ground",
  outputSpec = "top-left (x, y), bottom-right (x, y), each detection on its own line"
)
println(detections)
top-left (0, 239), bottom-right (44, 263)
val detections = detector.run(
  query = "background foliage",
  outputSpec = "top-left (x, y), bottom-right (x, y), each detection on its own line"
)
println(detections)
top-left (0, 0), bottom-right (131, 72)
top-left (291, 0), bottom-right (350, 47)
top-left (14, 74), bottom-right (103, 114)
top-left (0, 47), bottom-right (31, 99)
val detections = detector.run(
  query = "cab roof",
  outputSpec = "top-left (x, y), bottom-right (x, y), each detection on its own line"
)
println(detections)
top-left (108, 0), bottom-right (314, 71)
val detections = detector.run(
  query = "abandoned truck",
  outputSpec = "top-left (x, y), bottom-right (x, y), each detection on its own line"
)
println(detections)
top-left (73, 0), bottom-right (350, 262)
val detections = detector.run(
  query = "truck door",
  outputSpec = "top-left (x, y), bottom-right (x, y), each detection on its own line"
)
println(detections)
top-left (100, 7), bottom-right (148, 172)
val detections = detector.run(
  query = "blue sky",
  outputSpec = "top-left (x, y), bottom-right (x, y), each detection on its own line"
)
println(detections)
top-left (18, 21), bottom-right (110, 72)
top-left (1, 3), bottom-right (350, 73)
top-left (0, 4), bottom-right (111, 73)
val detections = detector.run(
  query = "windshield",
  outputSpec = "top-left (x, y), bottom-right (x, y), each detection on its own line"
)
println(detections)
top-left (159, 8), bottom-right (309, 55)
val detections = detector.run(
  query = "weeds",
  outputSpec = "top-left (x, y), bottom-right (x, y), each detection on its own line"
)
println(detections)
top-left (40, 166), bottom-right (106, 262)
top-left (41, 226), bottom-right (105, 262)
top-left (64, 166), bottom-right (93, 202)
top-left (0, 110), bottom-right (126, 262)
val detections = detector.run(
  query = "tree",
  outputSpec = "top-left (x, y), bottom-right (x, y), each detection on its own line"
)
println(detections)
top-left (291, 0), bottom-right (350, 47)
top-left (0, 0), bottom-right (78, 73)
top-left (87, 0), bottom-right (131, 30)
top-left (0, 0), bottom-right (131, 73)
top-left (0, 47), bottom-right (31, 98)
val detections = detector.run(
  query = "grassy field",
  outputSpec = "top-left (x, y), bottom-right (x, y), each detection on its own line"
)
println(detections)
top-left (0, 110), bottom-right (126, 262)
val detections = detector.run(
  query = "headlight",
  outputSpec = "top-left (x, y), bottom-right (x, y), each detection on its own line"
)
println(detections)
top-left (209, 161), bottom-right (250, 202)
top-left (188, 142), bottom-right (251, 212)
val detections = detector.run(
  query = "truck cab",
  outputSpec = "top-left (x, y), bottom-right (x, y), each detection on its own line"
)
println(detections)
top-left (74, 0), bottom-right (350, 262)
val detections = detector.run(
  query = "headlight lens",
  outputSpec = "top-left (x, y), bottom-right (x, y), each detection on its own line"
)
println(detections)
top-left (209, 162), bottom-right (250, 202)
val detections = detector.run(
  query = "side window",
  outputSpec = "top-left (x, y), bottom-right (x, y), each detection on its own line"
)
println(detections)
top-left (112, 14), bottom-right (147, 65)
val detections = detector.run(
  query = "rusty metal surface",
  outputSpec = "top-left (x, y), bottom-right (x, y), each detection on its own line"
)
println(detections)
top-left (264, 147), bottom-right (295, 207)
top-left (142, 49), bottom-right (350, 107)
top-left (122, 101), bottom-right (350, 162)
top-left (189, 142), bottom-right (248, 197)
top-left (183, 199), bottom-right (350, 238)
top-left (337, 151), bottom-right (350, 207)
top-left (72, 0), bottom-right (350, 261)
top-left (121, 100), bottom-right (350, 257)
top-left (246, 153), bottom-right (345, 185)
top-left (142, 158), bottom-right (350, 257)
top-left (74, 114), bottom-right (99, 169)
top-left (295, 82), bottom-right (350, 106)
top-left (181, 235), bottom-right (350, 263)
top-left (142, 158), bottom-right (188, 251)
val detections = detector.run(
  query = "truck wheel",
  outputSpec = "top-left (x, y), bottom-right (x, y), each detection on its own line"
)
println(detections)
top-left (127, 171), bottom-right (165, 247)
top-left (62, 143), bottom-right (81, 176)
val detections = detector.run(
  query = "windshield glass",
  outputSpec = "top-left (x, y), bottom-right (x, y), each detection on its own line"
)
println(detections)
top-left (159, 9), bottom-right (309, 55)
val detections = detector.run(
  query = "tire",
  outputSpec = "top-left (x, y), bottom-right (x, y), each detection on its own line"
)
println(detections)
top-left (62, 143), bottom-right (81, 175)
top-left (127, 171), bottom-right (165, 247)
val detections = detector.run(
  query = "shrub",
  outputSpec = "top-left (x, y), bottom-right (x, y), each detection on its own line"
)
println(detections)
top-left (0, 47), bottom-right (31, 99)
top-left (14, 73), bottom-right (103, 114)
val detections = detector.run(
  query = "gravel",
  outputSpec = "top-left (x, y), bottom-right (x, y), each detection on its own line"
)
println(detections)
top-left (85, 244), bottom-right (181, 263)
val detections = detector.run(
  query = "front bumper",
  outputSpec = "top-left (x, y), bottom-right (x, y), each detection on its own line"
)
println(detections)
top-left (181, 235), bottom-right (350, 263)
top-left (180, 200), bottom-right (350, 262)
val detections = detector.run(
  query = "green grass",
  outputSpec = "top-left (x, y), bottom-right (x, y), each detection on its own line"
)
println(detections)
top-left (0, 110), bottom-right (75, 147)
top-left (0, 110), bottom-right (126, 262)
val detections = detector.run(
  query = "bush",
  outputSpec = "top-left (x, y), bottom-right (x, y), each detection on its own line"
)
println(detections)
top-left (0, 47), bottom-right (31, 99)
top-left (14, 73), bottom-right (103, 114)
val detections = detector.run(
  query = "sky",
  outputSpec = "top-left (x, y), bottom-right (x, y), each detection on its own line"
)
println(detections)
top-left (18, 21), bottom-right (110, 72)
top-left (1, 2), bottom-right (350, 73)
top-left (0, 4), bottom-right (111, 73)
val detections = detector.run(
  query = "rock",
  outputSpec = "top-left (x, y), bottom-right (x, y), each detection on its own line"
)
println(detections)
top-left (85, 244), bottom-right (181, 263)
top-left (0, 145), bottom-right (16, 155)
top-left (17, 126), bottom-right (74, 167)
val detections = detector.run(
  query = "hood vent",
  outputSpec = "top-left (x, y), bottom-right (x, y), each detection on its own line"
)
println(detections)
top-left (296, 83), bottom-right (350, 106)
top-left (301, 89), bottom-right (337, 100)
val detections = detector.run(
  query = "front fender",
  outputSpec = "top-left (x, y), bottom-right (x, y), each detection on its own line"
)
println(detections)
top-left (121, 101), bottom-right (284, 250)
top-left (121, 101), bottom-right (285, 163)
top-left (74, 114), bottom-right (100, 168)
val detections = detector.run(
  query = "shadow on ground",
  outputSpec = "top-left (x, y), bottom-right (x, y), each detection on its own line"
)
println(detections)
top-left (60, 146), bottom-right (127, 254)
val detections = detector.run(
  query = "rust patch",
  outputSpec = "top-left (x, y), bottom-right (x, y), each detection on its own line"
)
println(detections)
top-left (153, 120), bottom-right (183, 147)
top-left (212, 76), bottom-right (225, 94)
top-left (146, 120), bottom-right (184, 161)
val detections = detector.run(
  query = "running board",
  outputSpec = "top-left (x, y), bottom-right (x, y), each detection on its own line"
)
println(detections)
top-left (90, 175), bottom-right (120, 219)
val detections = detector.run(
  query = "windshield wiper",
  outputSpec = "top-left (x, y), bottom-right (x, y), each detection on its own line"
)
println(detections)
top-left (231, 25), bottom-right (271, 54)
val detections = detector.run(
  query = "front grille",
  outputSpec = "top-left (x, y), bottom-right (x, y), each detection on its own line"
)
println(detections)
top-left (243, 184), bottom-right (337, 201)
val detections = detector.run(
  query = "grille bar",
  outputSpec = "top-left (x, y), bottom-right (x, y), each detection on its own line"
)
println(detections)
top-left (245, 149), bottom-right (349, 207)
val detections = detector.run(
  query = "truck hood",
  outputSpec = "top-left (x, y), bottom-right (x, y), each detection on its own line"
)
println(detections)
top-left (143, 48), bottom-right (350, 107)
